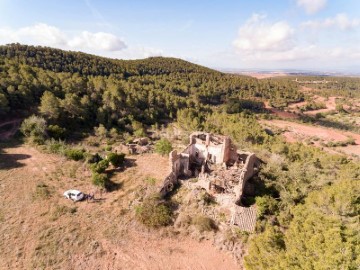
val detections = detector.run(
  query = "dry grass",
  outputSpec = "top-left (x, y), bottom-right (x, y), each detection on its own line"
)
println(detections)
top-left (0, 143), bottom-right (239, 270)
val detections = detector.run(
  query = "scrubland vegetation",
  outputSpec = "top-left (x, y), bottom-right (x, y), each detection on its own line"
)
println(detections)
top-left (0, 44), bottom-right (359, 269)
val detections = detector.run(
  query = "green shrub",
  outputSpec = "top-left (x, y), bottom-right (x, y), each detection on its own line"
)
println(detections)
top-left (256, 196), bottom-right (279, 218)
top-left (107, 152), bottom-right (125, 167)
top-left (226, 98), bottom-right (264, 114)
top-left (20, 115), bottom-right (47, 144)
top-left (300, 101), bottom-right (326, 111)
top-left (132, 121), bottom-right (146, 137)
top-left (87, 137), bottom-right (99, 147)
top-left (134, 128), bottom-right (146, 137)
top-left (135, 194), bottom-right (172, 228)
top-left (109, 127), bottom-right (119, 138)
top-left (47, 124), bottom-right (66, 139)
top-left (201, 192), bottom-right (216, 205)
top-left (154, 138), bottom-right (173, 156)
top-left (92, 172), bottom-right (108, 188)
top-left (86, 153), bottom-right (103, 164)
top-left (64, 148), bottom-right (85, 161)
top-left (346, 137), bottom-right (356, 145)
top-left (269, 98), bottom-right (288, 109)
top-left (44, 139), bottom-right (66, 154)
top-left (336, 104), bottom-right (346, 113)
top-left (104, 145), bottom-right (112, 151)
top-left (94, 124), bottom-right (108, 138)
top-left (191, 215), bottom-right (217, 232)
top-left (90, 159), bottom-right (109, 173)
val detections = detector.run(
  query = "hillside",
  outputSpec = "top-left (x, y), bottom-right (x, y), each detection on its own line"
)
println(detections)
top-left (0, 44), bottom-right (359, 270)
top-left (0, 44), bottom-right (219, 77)
top-left (0, 44), bottom-right (301, 134)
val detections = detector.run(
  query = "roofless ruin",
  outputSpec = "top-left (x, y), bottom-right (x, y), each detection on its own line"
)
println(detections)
top-left (160, 132), bottom-right (260, 231)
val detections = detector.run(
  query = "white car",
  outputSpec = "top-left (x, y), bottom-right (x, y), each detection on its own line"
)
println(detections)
top-left (63, 190), bottom-right (85, 202)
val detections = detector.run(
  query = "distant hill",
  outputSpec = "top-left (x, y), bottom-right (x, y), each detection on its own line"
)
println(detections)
top-left (0, 43), bottom-right (219, 77)
top-left (0, 43), bottom-right (301, 133)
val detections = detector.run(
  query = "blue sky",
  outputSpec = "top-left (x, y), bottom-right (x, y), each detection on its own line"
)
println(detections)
top-left (0, 0), bottom-right (359, 71)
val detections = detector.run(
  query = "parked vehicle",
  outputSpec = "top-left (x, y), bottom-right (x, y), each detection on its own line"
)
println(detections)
top-left (63, 190), bottom-right (85, 202)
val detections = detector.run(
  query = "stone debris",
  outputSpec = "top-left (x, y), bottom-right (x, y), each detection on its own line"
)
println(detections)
top-left (160, 132), bottom-right (260, 231)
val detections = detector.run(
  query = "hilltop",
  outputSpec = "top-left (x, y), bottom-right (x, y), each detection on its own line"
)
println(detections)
top-left (0, 43), bottom-right (218, 77)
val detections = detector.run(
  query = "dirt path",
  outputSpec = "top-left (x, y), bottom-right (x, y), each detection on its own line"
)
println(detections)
top-left (0, 119), bottom-right (22, 140)
top-left (0, 145), bottom-right (240, 270)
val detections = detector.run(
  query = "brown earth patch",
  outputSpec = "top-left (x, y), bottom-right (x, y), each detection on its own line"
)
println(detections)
top-left (264, 101), bottom-right (299, 119)
top-left (239, 72), bottom-right (288, 79)
top-left (261, 119), bottom-right (360, 157)
top-left (0, 144), bottom-right (239, 270)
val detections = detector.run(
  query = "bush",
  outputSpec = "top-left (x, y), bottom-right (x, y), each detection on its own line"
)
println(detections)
top-left (86, 153), bottom-right (102, 164)
top-left (336, 104), bottom-right (346, 113)
top-left (226, 98), bottom-right (264, 114)
top-left (47, 124), bottom-right (66, 139)
top-left (191, 215), bottom-right (217, 232)
top-left (134, 128), bottom-right (146, 137)
top-left (92, 173), bottom-right (108, 188)
top-left (44, 138), bottom-right (66, 154)
top-left (154, 138), bottom-right (173, 156)
top-left (90, 159), bottom-right (109, 173)
top-left (94, 124), bottom-right (108, 138)
top-left (20, 115), bottom-right (47, 144)
top-left (104, 145), bottom-right (112, 151)
top-left (256, 196), bottom-right (279, 218)
top-left (300, 101), bottom-right (326, 111)
top-left (135, 194), bottom-right (172, 228)
top-left (64, 148), bottom-right (85, 161)
top-left (107, 152), bottom-right (125, 167)
top-left (201, 192), bottom-right (216, 205)
top-left (269, 98), bottom-right (288, 109)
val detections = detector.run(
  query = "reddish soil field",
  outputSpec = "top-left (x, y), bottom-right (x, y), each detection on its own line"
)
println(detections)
top-left (261, 119), bottom-right (360, 157)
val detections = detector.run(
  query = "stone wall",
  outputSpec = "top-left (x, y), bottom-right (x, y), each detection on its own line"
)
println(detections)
top-left (159, 132), bottom-right (258, 204)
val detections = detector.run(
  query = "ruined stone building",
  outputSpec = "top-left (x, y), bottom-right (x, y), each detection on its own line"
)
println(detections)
top-left (160, 132), bottom-right (260, 231)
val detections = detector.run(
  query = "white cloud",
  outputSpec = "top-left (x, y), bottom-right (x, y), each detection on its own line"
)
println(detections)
top-left (17, 23), bottom-right (67, 46)
top-left (297, 0), bottom-right (327, 14)
top-left (0, 23), bottom-right (126, 52)
top-left (233, 14), bottom-right (295, 54)
top-left (68, 31), bottom-right (126, 51)
top-left (302, 13), bottom-right (360, 30)
top-left (232, 13), bottom-right (360, 67)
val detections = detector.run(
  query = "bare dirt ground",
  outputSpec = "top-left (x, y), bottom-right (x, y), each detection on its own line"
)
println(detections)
top-left (264, 101), bottom-right (299, 119)
top-left (261, 119), bottom-right (360, 156)
top-left (288, 96), bottom-right (338, 115)
top-left (287, 86), bottom-right (340, 115)
top-left (0, 144), bottom-right (239, 270)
